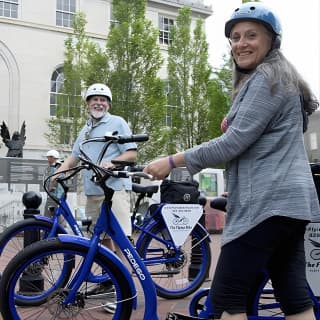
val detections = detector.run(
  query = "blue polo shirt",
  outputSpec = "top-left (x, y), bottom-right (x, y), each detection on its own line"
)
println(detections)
top-left (72, 113), bottom-right (137, 195)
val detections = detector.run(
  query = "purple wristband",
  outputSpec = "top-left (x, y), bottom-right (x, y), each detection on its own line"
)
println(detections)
top-left (168, 155), bottom-right (176, 169)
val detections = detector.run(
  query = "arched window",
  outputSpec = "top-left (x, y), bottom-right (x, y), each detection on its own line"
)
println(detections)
top-left (50, 67), bottom-right (81, 117)
top-left (50, 67), bottom-right (64, 116)
top-left (49, 67), bottom-right (82, 145)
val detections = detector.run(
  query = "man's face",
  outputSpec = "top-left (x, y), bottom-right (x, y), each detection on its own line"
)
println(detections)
top-left (87, 95), bottom-right (110, 120)
top-left (47, 156), bottom-right (56, 165)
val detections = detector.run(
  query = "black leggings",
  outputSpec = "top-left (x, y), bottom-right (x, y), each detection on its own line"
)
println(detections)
top-left (211, 216), bottom-right (313, 318)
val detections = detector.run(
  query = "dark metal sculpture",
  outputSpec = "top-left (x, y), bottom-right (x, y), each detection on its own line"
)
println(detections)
top-left (0, 121), bottom-right (26, 157)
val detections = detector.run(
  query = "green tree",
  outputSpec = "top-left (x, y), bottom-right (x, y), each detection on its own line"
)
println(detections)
top-left (190, 18), bottom-right (214, 146)
top-left (106, 0), bottom-right (167, 161)
top-left (167, 7), bottom-right (215, 153)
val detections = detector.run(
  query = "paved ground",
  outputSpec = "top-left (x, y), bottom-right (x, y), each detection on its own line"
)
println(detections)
top-left (130, 233), bottom-right (221, 319)
top-left (0, 234), bottom-right (222, 319)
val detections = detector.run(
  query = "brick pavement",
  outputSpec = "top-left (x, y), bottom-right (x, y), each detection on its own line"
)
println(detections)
top-left (130, 233), bottom-right (221, 319)
top-left (0, 234), bottom-right (221, 319)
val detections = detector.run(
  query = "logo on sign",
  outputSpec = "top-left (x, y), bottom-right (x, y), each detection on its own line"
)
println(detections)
top-left (172, 213), bottom-right (189, 226)
top-left (309, 238), bottom-right (320, 261)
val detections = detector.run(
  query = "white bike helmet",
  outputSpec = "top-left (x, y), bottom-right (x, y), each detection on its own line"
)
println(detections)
top-left (85, 83), bottom-right (112, 102)
top-left (46, 149), bottom-right (60, 159)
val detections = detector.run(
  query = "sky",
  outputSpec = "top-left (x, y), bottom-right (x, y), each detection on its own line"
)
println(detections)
top-left (203, 0), bottom-right (320, 100)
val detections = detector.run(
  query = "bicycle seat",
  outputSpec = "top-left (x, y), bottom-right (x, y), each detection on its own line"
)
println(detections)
top-left (81, 218), bottom-right (92, 227)
top-left (132, 183), bottom-right (159, 196)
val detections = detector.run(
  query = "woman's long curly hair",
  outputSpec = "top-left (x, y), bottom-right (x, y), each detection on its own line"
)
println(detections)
top-left (232, 49), bottom-right (319, 116)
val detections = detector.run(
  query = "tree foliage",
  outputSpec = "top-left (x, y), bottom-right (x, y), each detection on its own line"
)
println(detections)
top-left (46, 3), bottom-right (167, 162)
top-left (106, 0), bottom-right (167, 162)
top-left (167, 7), bottom-right (223, 153)
top-left (45, 3), bottom-right (233, 164)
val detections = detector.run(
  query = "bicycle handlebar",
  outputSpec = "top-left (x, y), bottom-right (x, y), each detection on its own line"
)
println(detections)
top-left (112, 170), bottom-right (153, 180)
top-left (78, 133), bottom-right (153, 186)
top-left (82, 133), bottom-right (149, 144)
top-left (117, 134), bottom-right (149, 144)
top-left (43, 133), bottom-right (151, 203)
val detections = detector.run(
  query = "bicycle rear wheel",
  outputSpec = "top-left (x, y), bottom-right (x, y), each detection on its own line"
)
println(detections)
top-left (0, 218), bottom-right (72, 306)
top-left (0, 237), bottom-right (133, 320)
top-left (137, 221), bottom-right (211, 299)
top-left (0, 218), bottom-right (64, 272)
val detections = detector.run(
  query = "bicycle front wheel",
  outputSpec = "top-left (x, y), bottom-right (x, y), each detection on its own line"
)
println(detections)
top-left (137, 222), bottom-right (211, 299)
top-left (0, 238), bottom-right (133, 320)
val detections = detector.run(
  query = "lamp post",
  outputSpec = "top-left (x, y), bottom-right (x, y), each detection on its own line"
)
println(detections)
top-left (19, 191), bottom-right (44, 293)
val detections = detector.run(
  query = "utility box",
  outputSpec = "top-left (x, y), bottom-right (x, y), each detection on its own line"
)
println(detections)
top-left (193, 168), bottom-right (226, 233)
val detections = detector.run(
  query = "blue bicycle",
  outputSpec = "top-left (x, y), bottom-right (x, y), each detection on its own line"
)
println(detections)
top-left (0, 161), bottom-right (210, 303)
top-left (0, 133), bottom-right (211, 319)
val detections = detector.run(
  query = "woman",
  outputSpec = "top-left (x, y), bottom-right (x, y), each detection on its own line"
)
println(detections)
top-left (145, 2), bottom-right (320, 320)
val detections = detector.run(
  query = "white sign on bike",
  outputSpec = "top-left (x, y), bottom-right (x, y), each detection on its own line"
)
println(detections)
top-left (304, 222), bottom-right (320, 296)
top-left (161, 204), bottom-right (203, 246)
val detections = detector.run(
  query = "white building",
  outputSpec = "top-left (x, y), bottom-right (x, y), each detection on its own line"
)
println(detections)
top-left (0, 0), bottom-right (212, 159)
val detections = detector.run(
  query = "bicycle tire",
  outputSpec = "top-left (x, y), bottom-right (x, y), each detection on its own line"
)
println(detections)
top-left (0, 217), bottom-right (65, 265)
top-left (0, 218), bottom-right (72, 306)
top-left (189, 288), bottom-right (211, 317)
top-left (137, 221), bottom-right (211, 299)
top-left (187, 278), bottom-right (282, 319)
top-left (0, 237), bottom-right (133, 320)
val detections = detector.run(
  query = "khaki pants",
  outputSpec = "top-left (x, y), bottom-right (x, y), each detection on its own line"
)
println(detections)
top-left (85, 190), bottom-right (132, 236)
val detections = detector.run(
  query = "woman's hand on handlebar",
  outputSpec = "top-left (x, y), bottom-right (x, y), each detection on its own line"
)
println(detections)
top-left (143, 157), bottom-right (172, 180)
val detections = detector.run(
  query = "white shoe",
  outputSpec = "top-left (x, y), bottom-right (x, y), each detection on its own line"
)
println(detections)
top-left (103, 287), bottom-right (116, 314)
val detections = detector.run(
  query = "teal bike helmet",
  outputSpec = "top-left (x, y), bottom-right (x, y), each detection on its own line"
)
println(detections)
top-left (225, 2), bottom-right (282, 49)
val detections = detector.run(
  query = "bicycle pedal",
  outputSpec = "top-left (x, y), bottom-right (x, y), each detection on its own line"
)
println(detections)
top-left (166, 312), bottom-right (208, 320)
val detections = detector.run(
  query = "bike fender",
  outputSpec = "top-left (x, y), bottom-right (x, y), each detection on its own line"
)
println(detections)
top-left (29, 214), bottom-right (52, 222)
top-left (57, 234), bottom-right (138, 309)
top-left (32, 215), bottom-right (68, 233)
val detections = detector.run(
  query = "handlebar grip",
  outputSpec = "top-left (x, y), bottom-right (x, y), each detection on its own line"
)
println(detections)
top-left (117, 134), bottom-right (149, 144)
top-left (210, 197), bottom-right (227, 212)
top-left (133, 172), bottom-right (153, 180)
top-left (128, 164), bottom-right (146, 172)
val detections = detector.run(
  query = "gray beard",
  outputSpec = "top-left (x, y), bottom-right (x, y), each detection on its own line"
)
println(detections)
top-left (90, 110), bottom-right (105, 120)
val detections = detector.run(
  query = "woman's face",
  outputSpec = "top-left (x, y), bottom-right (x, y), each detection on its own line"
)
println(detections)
top-left (230, 21), bottom-right (272, 70)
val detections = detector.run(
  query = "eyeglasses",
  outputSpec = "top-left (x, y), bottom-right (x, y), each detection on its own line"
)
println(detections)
top-left (229, 31), bottom-right (258, 45)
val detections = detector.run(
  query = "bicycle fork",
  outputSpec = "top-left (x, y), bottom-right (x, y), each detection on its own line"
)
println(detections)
top-left (62, 234), bottom-right (101, 305)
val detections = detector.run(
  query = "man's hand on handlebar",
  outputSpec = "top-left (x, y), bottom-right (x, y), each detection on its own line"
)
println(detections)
top-left (100, 161), bottom-right (116, 169)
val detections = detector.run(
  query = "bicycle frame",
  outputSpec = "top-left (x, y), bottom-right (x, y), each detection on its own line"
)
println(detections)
top-left (46, 134), bottom-right (160, 319)
top-left (135, 203), bottom-right (210, 266)
top-left (57, 195), bottom-right (160, 319)
top-left (31, 196), bottom-right (84, 238)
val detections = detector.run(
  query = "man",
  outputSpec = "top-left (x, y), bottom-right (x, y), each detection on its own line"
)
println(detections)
top-left (54, 83), bottom-right (137, 313)
top-left (44, 149), bottom-right (63, 217)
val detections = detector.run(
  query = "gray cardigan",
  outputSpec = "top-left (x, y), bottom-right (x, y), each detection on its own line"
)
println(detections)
top-left (184, 71), bottom-right (320, 246)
